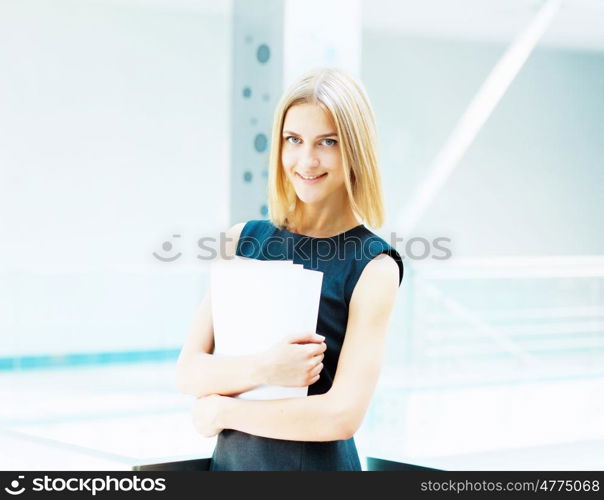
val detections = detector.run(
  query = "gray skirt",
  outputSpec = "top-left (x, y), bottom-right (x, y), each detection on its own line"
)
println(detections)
top-left (209, 429), bottom-right (362, 471)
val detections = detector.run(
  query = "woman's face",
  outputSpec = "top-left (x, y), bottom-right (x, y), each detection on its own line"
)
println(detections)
top-left (281, 103), bottom-right (346, 206)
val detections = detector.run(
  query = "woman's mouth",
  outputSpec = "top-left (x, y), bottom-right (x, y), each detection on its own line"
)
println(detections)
top-left (295, 172), bottom-right (327, 184)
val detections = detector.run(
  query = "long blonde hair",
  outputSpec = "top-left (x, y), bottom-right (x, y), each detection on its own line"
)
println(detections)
top-left (267, 67), bottom-right (385, 229)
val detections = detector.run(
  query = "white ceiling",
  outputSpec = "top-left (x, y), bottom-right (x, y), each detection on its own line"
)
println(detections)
top-left (84, 0), bottom-right (604, 53)
top-left (363, 0), bottom-right (604, 52)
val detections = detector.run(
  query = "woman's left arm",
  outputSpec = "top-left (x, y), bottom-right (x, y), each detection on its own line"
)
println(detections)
top-left (192, 253), bottom-right (400, 442)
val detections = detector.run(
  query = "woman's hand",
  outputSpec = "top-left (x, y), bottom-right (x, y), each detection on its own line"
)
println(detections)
top-left (261, 332), bottom-right (326, 387)
top-left (192, 394), bottom-right (226, 437)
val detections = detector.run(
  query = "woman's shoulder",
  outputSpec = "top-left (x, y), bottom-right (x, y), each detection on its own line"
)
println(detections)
top-left (222, 222), bottom-right (246, 258)
top-left (354, 227), bottom-right (404, 286)
top-left (225, 219), bottom-right (271, 238)
top-left (223, 219), bottom-right (276, 258)
top-left (235, 219), bottom-right (278, 238)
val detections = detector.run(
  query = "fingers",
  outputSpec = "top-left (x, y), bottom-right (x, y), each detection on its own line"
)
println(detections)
top-left (302, 357), bottom-right (324, 386)
top-left (287, 332), bottom-right (325, 344)
top-left (302, 342), bottom-right (326, 357)
top-left (310, 362), bottom-right (323, 377)
top-left (311, 353), bottom-right (324, 365)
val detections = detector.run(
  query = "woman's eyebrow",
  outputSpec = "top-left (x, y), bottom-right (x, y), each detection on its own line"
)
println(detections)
top-left (282, 130), bottom-right (338, 138)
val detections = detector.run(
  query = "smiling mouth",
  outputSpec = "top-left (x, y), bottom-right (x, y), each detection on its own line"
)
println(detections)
top-left (296, 172), bottom-right (327, 183)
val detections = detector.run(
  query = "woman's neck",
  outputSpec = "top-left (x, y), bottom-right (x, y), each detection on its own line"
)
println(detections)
top-left (288, 205), bottom-right (360, 238)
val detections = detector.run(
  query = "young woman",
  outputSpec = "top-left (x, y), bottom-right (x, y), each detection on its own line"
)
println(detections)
top-left (176, 67), bottom-right (404, 471)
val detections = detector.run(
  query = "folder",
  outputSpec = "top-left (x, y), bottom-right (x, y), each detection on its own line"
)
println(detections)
top-left (210, 256), bottom-right (323, 400)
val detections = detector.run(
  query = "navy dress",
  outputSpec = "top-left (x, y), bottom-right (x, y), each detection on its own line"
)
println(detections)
top-left (210, 219), bottom-right (404, 471)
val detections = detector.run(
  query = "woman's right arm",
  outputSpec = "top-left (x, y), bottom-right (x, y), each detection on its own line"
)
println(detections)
top-left (175, 222), bottom-right (325, 398)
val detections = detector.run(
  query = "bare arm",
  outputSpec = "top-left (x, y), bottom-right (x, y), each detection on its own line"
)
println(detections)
top-left (176, 222), bottom-right (325, 398)
top-left (176, 222), bottom-right (261, 398)
top-left (193, 253), bottom-right (400, 440)
top-left (176, 288), bottom-right (269, 398)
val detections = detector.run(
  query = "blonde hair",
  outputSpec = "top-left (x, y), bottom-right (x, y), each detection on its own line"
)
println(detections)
top-left (267, 67), bottom-right (385, 229)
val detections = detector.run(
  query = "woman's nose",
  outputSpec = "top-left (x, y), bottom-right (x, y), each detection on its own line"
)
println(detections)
top-left (299, 150), bottom-right (320, 169)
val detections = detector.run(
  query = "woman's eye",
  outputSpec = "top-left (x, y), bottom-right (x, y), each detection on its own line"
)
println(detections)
top-left (284, 136), bottom-right (336, 146)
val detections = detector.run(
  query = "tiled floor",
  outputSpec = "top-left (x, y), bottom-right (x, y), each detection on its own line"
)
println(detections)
top-left (1, 360), bottom-right (603, 471)
top-left (0, 362), bottom-right (215, 470)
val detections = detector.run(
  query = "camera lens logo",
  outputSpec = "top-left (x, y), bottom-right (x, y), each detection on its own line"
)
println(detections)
top-left (5, 476), bottom-right (25, 495)
top-left (152, 234), bottom-right (182, 262)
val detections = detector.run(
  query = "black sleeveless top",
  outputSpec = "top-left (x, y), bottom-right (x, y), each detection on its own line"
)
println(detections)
top-left (210, 219), bottom-right (404, 471)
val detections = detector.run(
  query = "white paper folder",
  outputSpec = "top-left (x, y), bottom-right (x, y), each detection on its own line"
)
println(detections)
top-left (210, 256), bottom-right (324, 400)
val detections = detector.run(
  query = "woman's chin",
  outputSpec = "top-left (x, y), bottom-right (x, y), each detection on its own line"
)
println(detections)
top-left (294, 192), bottom-right (324, 205)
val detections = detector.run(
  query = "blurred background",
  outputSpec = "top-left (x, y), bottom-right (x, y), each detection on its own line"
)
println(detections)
top-left (1, 0), bottom-right (603, 470)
